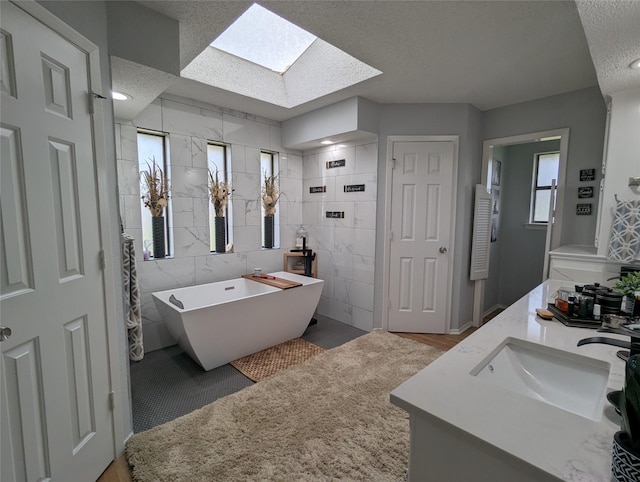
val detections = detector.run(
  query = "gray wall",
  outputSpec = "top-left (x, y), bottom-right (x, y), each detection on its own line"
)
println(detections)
top-left (486, 140), bottom-right (561, 309)
top-left (38, 0), bottom-right (131, 443)
top-left (375, 103), bottom-right (484, 331)
top-left (106, 1), bottom-right (180, 75)
top-left (482, 87), bottom-right (607, 247)
top-left (500, 141), bottom-right (560, 306)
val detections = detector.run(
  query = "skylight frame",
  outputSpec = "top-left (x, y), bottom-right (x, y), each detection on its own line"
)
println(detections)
top-left (183, 3), bottom-right (382, 109)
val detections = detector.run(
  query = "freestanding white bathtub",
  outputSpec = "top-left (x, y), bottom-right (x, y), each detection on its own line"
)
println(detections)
top-left (152, 271), bottom-right (323, 371)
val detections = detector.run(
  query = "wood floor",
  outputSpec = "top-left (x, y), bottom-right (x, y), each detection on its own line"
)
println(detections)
top-left (97, 319), bottom-right (491, 482)
top-left (395, 327), bottom-right (478, 351)
top-left (97, 454), bottom-right (132, 482)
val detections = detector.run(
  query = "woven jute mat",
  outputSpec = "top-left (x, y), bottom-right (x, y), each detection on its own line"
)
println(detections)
top-left (230, 338), bottom-right (325, 382)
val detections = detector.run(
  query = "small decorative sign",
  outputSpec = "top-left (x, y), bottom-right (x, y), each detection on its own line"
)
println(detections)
top-left (326, 159), bottom-right (346, 169)
top-left (576, 203), bottom-right (592, 215)
top-left (309, 186), bottom-right (326, 193)
top-left (344, 184), bottom-right (365, 193)
top-left (326, 211), bottom-right (345, 219)
top-left (578, 186), bottom-right (594, 198)
top-left (580, 169), bottom-right (596, 182)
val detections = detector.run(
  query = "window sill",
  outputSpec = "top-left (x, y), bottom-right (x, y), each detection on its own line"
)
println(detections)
top-left (524, 223), bottom-right (548, 231)
top-left (144, 255), bottom-right (174, 261)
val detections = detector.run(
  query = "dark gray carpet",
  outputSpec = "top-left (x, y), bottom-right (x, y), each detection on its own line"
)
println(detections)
top-left (130, 314), bottom-right (366, 433)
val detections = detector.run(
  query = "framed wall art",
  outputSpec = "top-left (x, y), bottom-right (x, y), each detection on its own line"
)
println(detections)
top-left (580, 169), bottom-right (596, 182)
top-left (492, 160), bottom-right (502, 186)
top-left (578, 186), bottom-right (594, 198)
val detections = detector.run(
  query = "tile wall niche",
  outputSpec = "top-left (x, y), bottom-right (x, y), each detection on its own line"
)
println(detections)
top-left (115, 95), bottom-right (303, 351)
top-left (302, 143), bottom-right (378, 331)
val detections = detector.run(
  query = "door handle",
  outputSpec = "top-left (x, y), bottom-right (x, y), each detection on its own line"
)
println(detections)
top-left (0, 326), bottom-right (12, 342)
top-left (439, 247), bottom-right (448, 254)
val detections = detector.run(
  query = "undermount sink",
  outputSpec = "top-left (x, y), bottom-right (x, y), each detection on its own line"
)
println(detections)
top-left (470, 337), bottom-right (611, 421)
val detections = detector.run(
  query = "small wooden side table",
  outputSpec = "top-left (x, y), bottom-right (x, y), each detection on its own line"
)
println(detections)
top-left (283, 251), bottom-right (317, 278)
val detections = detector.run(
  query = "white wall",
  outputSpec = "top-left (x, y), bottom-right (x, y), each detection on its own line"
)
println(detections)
top-left (117, 97), bottom-right (382, 347)
top-left (302, 142), bottom-right (378, 330)
top-left (116, 95), bottom-right (304, 351)
top-left (596, 87), bottom-right (640, 257)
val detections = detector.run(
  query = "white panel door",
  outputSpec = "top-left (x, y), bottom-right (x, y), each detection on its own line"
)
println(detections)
top-left (388, 141), bottom-right (455, 333)
top-left (1, 2), bottom-right (114, 481)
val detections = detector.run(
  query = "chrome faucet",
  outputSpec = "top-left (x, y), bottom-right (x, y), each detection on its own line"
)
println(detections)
top-left (577, 325), bottom-right (640, 361)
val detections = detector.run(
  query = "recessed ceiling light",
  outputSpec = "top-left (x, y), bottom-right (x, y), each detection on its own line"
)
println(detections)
top-left (630, 58), bottom-right (640, 70)
top-left (337, 144), bottom-right (347, 148)
top-left (321, 140), bottom-right (334, 145)
top-left (112, 91), bottom-right (131, 101)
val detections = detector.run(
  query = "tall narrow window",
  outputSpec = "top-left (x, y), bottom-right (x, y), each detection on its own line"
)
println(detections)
top-left (138, 131), bottom-right (170, 258)
top-left (261, 151), bottom-right (279, 248)
top-left (530, 152), bottom-right (560, 223)
top-left (208, 143), bottom-right (232, 252)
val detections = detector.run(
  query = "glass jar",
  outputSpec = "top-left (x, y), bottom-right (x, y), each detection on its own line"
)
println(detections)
top-left (295, 225), bottom-right (307, 248)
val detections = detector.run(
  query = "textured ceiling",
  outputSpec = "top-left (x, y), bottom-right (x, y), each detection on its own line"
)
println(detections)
top-left (575, 0), bottom-right (640, 97)
top-left (112, 1), bottom-right (639, 123)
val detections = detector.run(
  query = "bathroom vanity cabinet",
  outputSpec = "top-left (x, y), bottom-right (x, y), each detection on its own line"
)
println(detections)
top-left (391, 279), bottom-right (625, 481)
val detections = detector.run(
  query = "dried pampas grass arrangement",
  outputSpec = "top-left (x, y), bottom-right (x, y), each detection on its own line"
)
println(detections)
top-left (140, 158), bottom-right (169, 217)
top-left (262, 172), bottom-right (280, 216)
top-left (208, 169), bottom-right (233, 217)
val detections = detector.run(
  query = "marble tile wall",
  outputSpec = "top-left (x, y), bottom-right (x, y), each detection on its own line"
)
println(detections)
top-left (116, 95), bottom-right (303, 351)
top-left (302, 143), bottom-right (378, 331)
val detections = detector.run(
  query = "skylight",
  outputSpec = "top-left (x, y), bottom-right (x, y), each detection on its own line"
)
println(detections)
top-left (211, 3), bottom-right (316, 74)
top-left (182, 3), bottom-right (382, 109)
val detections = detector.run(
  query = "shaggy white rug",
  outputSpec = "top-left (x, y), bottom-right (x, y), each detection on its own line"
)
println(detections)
top-left (126, 330), bottom-right (443, 481)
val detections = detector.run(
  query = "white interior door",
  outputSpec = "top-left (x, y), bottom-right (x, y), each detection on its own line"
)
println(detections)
top-left (1, 2), bottom-right (114, 480)
top-left (388, 141), bottom-right (455, 333)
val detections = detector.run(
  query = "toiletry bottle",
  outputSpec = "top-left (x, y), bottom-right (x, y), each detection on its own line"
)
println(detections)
top-left (568, 296), bottom-right (575, 316)
top-left (593, 303), bottom-right (601, 321)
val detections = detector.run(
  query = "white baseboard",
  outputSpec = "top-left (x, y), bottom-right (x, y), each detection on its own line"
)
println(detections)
top-left (450, 321), bottom-right (472, 335)
top-left (483, 304), bottom-right (507, 318)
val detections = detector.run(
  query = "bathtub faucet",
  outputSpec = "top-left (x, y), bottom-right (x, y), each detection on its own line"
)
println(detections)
top-left (301, 237), bottom-right (316, 278)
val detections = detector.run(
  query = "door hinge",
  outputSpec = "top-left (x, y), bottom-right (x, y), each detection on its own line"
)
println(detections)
top-left (391, 158), bottom-right (396, 169)
top-left (99, 250), bottom-right (106, 270)
top-left (89, 92), bottom-right (106, 115)
top-left (389, 231), bottom-right (394, 241)
top-left (109, 391), bottom-right (115, 410)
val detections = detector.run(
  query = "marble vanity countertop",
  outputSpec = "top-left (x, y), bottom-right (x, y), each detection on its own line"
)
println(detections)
top-left (391, 279), bottom-right (627, 481)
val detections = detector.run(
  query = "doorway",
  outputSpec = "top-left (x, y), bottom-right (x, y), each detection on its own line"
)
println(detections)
top-left (383, 136), bottom-right (458, 334)
top-left (478, 128), bottom-right (569, 317)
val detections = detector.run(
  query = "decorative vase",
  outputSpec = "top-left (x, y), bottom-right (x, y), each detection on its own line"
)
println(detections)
top-left (612, 431), bottom-right (640, 482)
top-left (152, 216), bottom-right (165, 259)
top-left (215, 216), bottom-right (226, 253)
top-left (264, 216), bottom-right (274, 249)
